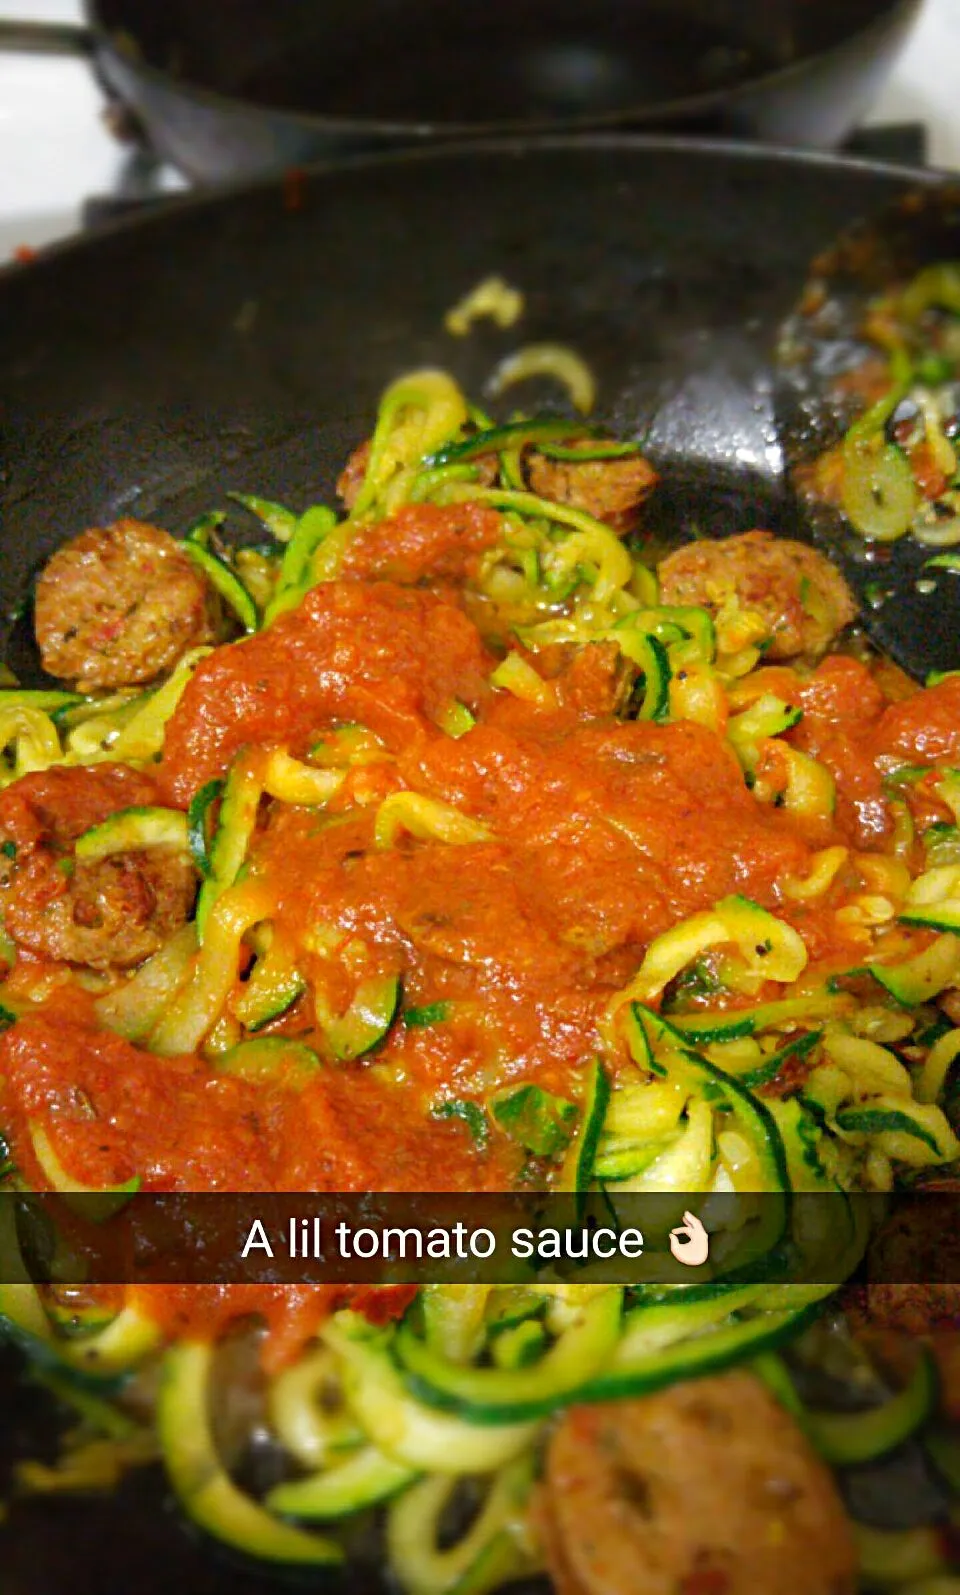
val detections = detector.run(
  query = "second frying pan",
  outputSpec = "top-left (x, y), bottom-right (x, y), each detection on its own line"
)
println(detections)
top-left (0, 0), bottom-right (923, 181)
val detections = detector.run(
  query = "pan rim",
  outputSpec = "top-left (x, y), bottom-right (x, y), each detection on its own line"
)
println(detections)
top-left (0, 128), bottom-right (947, 291)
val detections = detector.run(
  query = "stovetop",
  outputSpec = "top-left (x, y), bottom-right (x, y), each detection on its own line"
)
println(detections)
top-left (0, 0), bottom-right (958, 260)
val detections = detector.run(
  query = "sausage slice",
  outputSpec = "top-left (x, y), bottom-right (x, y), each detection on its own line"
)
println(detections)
top-left (527, 444), bottom-right (658, 536)
top-left (336, 436), bottom-right (656, 538)
top-left (35, 519), bottom-right (220, 690)
top-left (658, 531), bottom-right (856, 660)
top-left (0, 765), bottom-right (195, 969)
top-left (539, 1372), bottom-right (857, 1595)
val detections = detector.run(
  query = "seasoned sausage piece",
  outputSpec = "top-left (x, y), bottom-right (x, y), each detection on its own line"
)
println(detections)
top-left (0, 764), bottom-right (195, 969)
top-left (526, 443), bottom-right (658, 535)
top-left (539, 1372), bottom-right (857, 1595)
top-left (843, 1175), bottom-right (960, 1340)
top-left (336, 436), bottom-right (655, 538)
top-left (844, 1283), bottom-right (960, 1340)
top-left (34, 518), bottom-right (220, 690)
top-left (842, 1180), bottom-right (960, 1416)
top-left (658, 530), bottom-right (856, 660)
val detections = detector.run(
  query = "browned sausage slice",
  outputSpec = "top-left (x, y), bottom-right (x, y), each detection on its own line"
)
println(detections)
top-left (527, 444), bottom-right (658, 535)
top-left (658, 530), bottom-right (856, 660)
top-left (336, 437), bottom-right (655, 539)
top-left (539, 1371), bottom-right (857, 1595)
top-left (0, 764), bottom-right (195, 969)
top-left (842, 1179), bottom-right (960, 1421)
top-left (35, 518), bottom-right (220, 690)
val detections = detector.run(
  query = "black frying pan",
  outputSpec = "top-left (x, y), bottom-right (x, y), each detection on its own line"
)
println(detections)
top-left (0, 0), bottom-right (923, 181)
top-left (0, 135), bottom-right (950, 1592)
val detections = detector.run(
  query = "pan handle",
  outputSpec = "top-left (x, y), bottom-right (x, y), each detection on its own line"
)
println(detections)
top-left (0, 20), bottom-right (91, 56)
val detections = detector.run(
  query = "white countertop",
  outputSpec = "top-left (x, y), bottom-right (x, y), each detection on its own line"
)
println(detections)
top-left (0, 0), bottom-right (957, 257)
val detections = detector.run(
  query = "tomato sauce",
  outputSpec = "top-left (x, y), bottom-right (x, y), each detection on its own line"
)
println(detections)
top-left (125, 1283), bottom-right (416, 1374)
top-left (0, 534), bottom-right (956, 1350)
top-left (340, 501), bottom-right (502, 586)
top-left (789, 656), bottom-right (892, 847)
top-left (870, 675), bottom-right (960, 765)
top-left (0, 1011), bottom-right (519, 1193)
top-left (160, 580), bottom-right (493, 805)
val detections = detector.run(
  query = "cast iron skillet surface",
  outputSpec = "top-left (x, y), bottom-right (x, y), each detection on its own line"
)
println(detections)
top-left (0, 136), bottom-right (946, 1592)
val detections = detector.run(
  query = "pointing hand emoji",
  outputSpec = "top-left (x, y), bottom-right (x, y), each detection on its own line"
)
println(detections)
top-left (668, 1210), bottom-right (710, 1267)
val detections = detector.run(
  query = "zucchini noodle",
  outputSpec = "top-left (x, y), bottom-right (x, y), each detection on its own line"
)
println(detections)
top-left (487, 343), bottom-right (597, 415)
top-left (444, 276), bottom-right (525, 337)
top-left (150, 879), bottom-right (276, 1055)
top-left (2, 367), bottom-right (960, 1594)
top-left (374, 793), bottom-right (492, 850)
top-left (386, 1459), bottom-right (537, 1594)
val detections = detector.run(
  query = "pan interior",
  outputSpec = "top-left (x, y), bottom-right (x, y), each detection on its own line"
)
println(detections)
top-left (0, 137), bottom-right (949, 1591)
